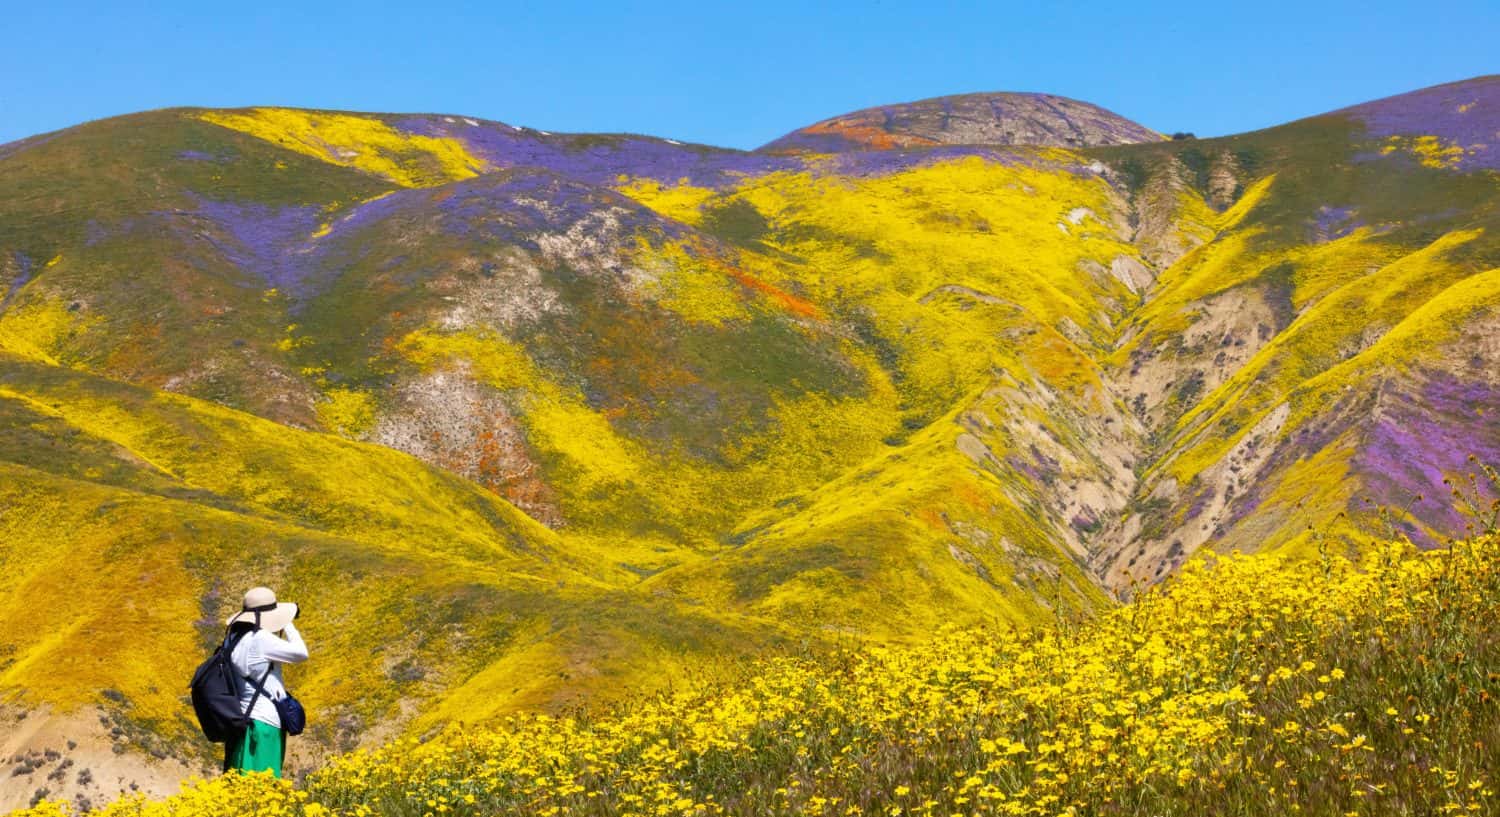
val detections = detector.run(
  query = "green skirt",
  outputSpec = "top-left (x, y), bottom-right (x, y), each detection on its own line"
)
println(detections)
top-left (224, 719), bottom-right (286, 777)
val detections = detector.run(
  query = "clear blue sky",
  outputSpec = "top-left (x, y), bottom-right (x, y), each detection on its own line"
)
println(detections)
top-left (3, 1), bottom-right (1496, 149)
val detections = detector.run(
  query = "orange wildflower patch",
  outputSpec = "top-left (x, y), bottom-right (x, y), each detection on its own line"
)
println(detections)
top-left (803, 119), bottom-right (941, 151)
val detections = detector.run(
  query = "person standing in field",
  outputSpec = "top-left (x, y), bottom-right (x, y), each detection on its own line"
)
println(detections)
top-left (223, 587), bottom-right (307, 777)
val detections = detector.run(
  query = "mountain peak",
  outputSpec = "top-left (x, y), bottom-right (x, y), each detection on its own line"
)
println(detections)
top-left (757, 91), bottom-right (1161, 154)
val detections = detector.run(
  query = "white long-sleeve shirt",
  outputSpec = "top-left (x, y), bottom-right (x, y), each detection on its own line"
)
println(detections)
top-left (229, 621), bottom-right (308, 728)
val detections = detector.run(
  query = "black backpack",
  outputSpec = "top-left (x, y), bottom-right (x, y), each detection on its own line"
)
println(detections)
top-left (189, 628), bottom-right (273, 743)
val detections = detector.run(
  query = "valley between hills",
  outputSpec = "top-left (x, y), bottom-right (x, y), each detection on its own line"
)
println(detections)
top-left (0, 76), bottom-right (1497, 809)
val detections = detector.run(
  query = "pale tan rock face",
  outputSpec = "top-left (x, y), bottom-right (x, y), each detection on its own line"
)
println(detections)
top-left (0, 706), bottom-right (207, 813)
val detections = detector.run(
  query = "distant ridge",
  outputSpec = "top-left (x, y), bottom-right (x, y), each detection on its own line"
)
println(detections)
top-left (1326, 75), bottom-right (1500, 170)
top-left (757, 91), bottom-right (1162, 154)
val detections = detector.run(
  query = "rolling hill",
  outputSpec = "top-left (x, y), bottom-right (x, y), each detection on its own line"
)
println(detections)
top-left (757, 90), bottom-right (1163, 153)
top-left (1, 75), bottom-right (1497, 810)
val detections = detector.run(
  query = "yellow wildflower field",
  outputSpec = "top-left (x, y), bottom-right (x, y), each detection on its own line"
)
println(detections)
top-left (16, 525), bottom-right (1497, 817)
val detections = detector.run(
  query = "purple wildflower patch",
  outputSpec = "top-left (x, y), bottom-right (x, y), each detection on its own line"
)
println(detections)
top-left (2, 251), bottom-right (35, 309)
top-left (1311, 205), bottom-right (1361, 243)
top-left (1334, 76), bottom-right (1500, 170)
top-left (821, 145), bottom-right (1037, 178)
top-left (188, 196), bottom-right (323, 292)
top-left (1354, 371), bottom-right (1500, 544)
top-left (1183, 486), bottom-right (1216, 522)
top-left (323, 188), bottom-right (425, 236)
top-left (392, 116), bottom-right (796, 191)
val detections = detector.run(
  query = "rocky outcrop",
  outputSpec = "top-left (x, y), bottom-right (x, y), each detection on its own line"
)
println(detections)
top-left (759, 92), bottom-right (1161, 154)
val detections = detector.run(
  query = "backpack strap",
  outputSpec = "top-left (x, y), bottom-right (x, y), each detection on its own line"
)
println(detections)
top-left (243, 664), bottom-right (275, 719)
top-left (230, 629), bottom-right (276, 722)
top-left (223, 627), bottom-right (251, 654)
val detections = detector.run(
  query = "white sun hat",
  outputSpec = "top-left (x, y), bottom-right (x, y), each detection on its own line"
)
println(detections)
top-left (226, 586), bottom-right (298, 631)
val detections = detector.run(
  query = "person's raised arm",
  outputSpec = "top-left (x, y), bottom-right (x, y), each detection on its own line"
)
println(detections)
top-left (261, 619), bottom-right (308, 664)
